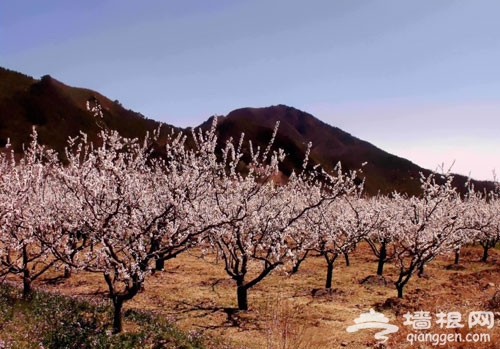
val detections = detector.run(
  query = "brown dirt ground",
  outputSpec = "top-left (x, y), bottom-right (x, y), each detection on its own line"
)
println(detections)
top-left (24, 243), bottom-right (500, 348)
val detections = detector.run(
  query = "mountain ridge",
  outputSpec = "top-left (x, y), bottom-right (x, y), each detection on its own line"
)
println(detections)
top-left (0, 67), bottom-right (176, 153)
top-left (0, 66), bottom-right (493, 195)
top-left (199, 104), bottom-right (479, 195)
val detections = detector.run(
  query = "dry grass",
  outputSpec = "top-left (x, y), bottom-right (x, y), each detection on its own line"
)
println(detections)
top-left (17, 243), bottom-right (500, 348)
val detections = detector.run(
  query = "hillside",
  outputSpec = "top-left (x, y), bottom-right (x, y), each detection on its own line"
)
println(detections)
top-left (0, 67), bottom-right (172, 155)
top-left (201, 105), bottom-right (493, 195)
top-left (0, 67), bottom-right (493, 195)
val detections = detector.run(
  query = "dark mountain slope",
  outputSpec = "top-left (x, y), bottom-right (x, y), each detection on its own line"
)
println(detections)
top-left (202, 105), bottom-right (492, 195)
top-left (1, 67), bottom-right (492, 195)
top-left (0, 67), bottom-right (172, 154)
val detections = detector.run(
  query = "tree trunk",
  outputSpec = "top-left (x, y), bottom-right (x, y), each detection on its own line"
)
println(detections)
top-left (454, 249), bottom-right (460, 265)
top-left (377, 242), bottom-right (387, 276)
top-left (112, 298), bottom-right (124, 334)
top-left (376, 259), bottom-right (386, 276)
top-left (396, 284), bottom-right (404, 298)
top-left (22, 246), bottom-right (32, 298)
top-left (417, 264), bottom-right (425, 277)
top-left (291, 250), bottom-right (309, 274)
top-left (104, 273), bottom-right (141, 334)
top-left (64, 266), bottom-right (72, 278)
top-left (325, 261), bottom-right (334, 289)
top-left (344, 252), bottom-right (350, 267)
top-left (237, 286), bottom-right (248, 311)
top-left (23, 274), bottom-right (32, 298)
top-left (481, 246), bottom-right (489, 263)
top-left (155, 258), bottom-right (165, 272)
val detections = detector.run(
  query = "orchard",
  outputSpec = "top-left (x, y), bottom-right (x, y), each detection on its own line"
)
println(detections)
top-left (1, 117), bottom-right (499, 342)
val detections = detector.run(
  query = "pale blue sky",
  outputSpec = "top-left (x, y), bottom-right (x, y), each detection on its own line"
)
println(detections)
top-left (1, 1), bottom-right (499, 180)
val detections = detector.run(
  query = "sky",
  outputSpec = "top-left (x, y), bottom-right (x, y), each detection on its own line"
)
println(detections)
top-left (1, 0), bottom-right (499, 180)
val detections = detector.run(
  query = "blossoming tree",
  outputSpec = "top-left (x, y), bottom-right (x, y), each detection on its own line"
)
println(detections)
top-left (0, 131), bottom-right (61, 297)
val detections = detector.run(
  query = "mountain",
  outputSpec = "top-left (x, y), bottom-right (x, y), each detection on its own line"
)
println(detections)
top-left (0, 67), bottom-right (493, 195)
top-left (200, 105), bottom-right (493, 195)
top-left (0, 67), bottom-right (172, 155)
